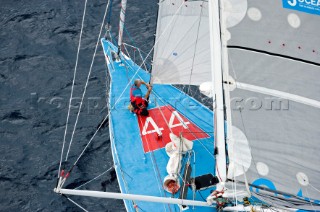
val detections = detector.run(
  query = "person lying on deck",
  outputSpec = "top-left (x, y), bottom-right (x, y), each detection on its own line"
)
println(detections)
top-left (129, 79), bottom-right (152, 116)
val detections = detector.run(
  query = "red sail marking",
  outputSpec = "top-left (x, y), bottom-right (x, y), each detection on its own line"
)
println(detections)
top-left (137, 105), bottom-right (209, 153)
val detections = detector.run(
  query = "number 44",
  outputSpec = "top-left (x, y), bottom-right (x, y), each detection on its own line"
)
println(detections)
top-left (141, 111), bottom-right (190, 136)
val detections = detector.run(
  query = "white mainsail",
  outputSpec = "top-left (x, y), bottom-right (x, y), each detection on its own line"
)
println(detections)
top-left (152, 0), bottom-right (212, 85)
top-left (223, 0), bottom-right (320, 209)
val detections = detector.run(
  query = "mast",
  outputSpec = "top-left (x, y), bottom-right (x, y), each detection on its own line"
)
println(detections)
top-left (208, 0), bottom-right (227, 184)
top-left (219, 0), bottom-right (232, 143)
top-left (117, 0), bottom-right (127, 55)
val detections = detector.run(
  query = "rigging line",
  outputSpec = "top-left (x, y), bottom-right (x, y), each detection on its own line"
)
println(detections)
top-left (113, 168), bottom-right (137, 212)
top-left (138, 48), bottom-right (149, 72)
top-left (155, 5), bottom-right (179, 62)
top-left (177, 84), bottom-right (214, 114)
top-left (156, 8), bottom-right (208, 69)
top-left (151, 99), bottom-right (168, 151)
top-left (128, 88), bottom-right (170, 212)
top-left (105, 46), bottom-right (116, 73)
top-left (123, 43), bottom-right (148, 71)
top-left (173, 85), bottom-right (189, 109)
top-left (124, 62), bottom-right (213, 139)
top-left (305, 188), bottom-right (317, 212)
top-left (152, 100), bottom-right (174, 153)
top-left (118, 167), bottom-right (137, 209)
top-left (62, 194), bottom-right (89, 212)
top-left (177, 152), bottom-right (192, 188)
top-left (152, 10), bottom-right (209, 82)
top-left (228, 50), bottom-right (238, 81)
top-left (107, 122), bottom-right (135, 209)
top-left (152, 1), bottom-right (186, 82)
top-left (124, 27), bottom-right (141, 54)
top-left (139, 0), bottom-right (186, 63)
top-left (162, 86), bottom-right (213, 130)
top-left (74, 166), bottom-right (114, 190)
top-left (228, 55), bottom-right (262, 180)
top-left (180, 131), bottom-right (214, 134)
top-left (252, 191), bottom-right (314, 211)
top-left (151, 90), bottom-right (208, 139)
top-left (107, 28), bottom-right (117, 46)
top-left (123, 27), bottom-right (152, 60)
top-left (122, 43), bottom-right (132, 63)
top-left (230, 166), bottom-right (236, 204)
top-left (65, 0), bottom-right (111, 162)
top-left (58, 0), bottom-right (88, 178)
top-left (261, 190), bottom-right (320, 208)
top-left (138, 117), bottom-right (170, 212)
top-left (232, 165), bottom-right (238, 206)
top-left (170, 85), bottom-right (214, 129)
top-left (251, 193), bottom-right (288, 211)
top-left (69, 0), bottom-right (186, 171)
top-left (235, 179), bottom-right (319, 205)
top-left (119, 167), bottom-right (133, 181)
top-left (136, 205), bottom-right (147, 212)
top-left (137, 106), bottom-right (172, 212)
top-left (191, 150), bottom-right (196, 208)
top-left (227, 110), bottom-right (253, 202)
top-left (158, 20), bottom-right (206, 69)
top-left (113, 159), bottom-right (137, 210)
top-left (309, 183), bottom-right (320, 193)
top-left (187, 1), bottom-right (204, 94)
top-left (228, 45), bottom-right (320, 67)
top-left (176, 135), bottom-right (184, 193)
top-left (150, 88), bottom-right (215, 158)
top-left (106, 0), bottom-right (113, 24)
top-left (238, 106), bottom-right (261, 180)
top-left (137, 118), bottom-right (163, 195)
top-left (124, 54), bottom-right (214, 131)
top-left (120, 53), bottom-right (131, 83)
top-left (168, 42), bottom-right (210, 69)
top-left (156, 101), bottom-right (173, 134)
top-left (123, 42), bottom-right (149, 57)
top-left (197, 190), bottom-right (207, 202)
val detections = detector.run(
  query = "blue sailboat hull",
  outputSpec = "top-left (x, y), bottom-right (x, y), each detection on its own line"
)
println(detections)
top-left (102, 39), bottom-right (217, 211)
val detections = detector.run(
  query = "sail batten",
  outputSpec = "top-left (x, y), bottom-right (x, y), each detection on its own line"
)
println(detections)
top-left (235, 82), bottom-right (320, 109)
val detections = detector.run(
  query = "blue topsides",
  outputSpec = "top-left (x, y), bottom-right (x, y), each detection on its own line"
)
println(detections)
top-left (101, 39), bottom-right (217, 211)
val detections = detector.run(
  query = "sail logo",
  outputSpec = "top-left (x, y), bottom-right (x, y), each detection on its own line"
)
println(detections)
top-left (137, 105), bottom-right (209, 153)
top-left (283, 0), bottom-right (320, 15)
top-left (287, 0), bottom-right (320, 6)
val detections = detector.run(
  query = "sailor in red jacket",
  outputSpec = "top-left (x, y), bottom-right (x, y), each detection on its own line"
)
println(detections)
top-left (129, 79), bottom-right (152, 116)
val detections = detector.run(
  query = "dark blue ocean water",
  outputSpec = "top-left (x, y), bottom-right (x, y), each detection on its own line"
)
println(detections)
top-left (0, 0), bottom-right (157, 211)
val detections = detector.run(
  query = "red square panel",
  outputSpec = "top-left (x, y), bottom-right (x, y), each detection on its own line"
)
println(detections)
top-left (137, 105), bottom-right (209, 153)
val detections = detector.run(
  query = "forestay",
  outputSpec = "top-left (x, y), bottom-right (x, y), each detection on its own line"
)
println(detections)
top-left (223, 0), bottom-right (320, 209)
top-left (152, 0), bottom-right (212, 85)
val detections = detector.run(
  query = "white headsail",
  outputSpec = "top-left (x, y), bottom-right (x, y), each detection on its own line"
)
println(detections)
top-left (152, 0), bottom-right (212, 85)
